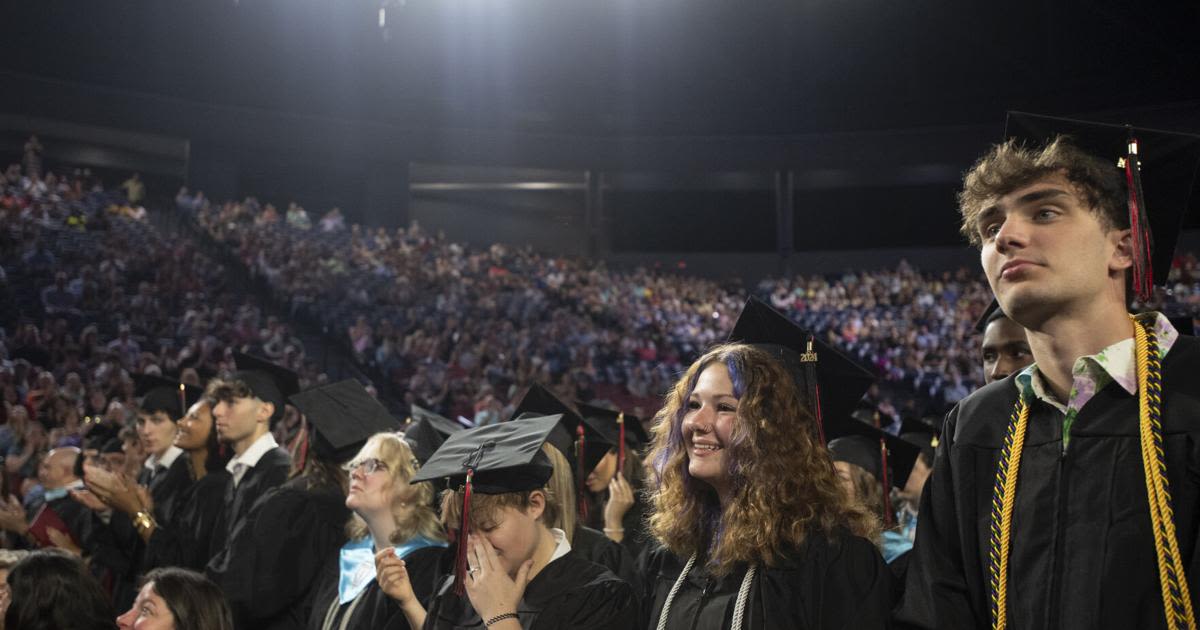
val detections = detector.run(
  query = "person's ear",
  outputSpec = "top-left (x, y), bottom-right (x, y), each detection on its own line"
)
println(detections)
top-left (526, 490), bottom-right (546, 521)
top-left (256, 400), bottom-right (275, 425)
top-left (1110, 227), bottom-right (1134, 273)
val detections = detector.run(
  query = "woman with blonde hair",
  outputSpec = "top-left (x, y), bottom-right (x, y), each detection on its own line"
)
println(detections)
top-left (643, 298), bottom-right (891, 629)
top-left (309, 432), bottom-right (447, 630)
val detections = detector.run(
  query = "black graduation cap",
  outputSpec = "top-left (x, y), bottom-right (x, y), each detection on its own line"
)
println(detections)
top-left (511, 385), bottom-right (611, 479)
top-left (404, 405), bottom-right (464, 466)
top-left (578, 402), bottom-right (649, 473)
top-left (134, 373), bottom-right (202, 420)
top-left (288, 379), bottom-right (399, 464)
top-left (900, 416), bottom-right (940, 463)
top-left (409, 415), bottom-right (559, 596)
top-left (231, 352), bottom-right (300, 424)
top-left (974, 299), bottom-right (1007, 335)
top-left (727, 296), bottom-right (876, 443)
top-left (829, 425), bottom-right (919, 490)
top-left (1005, 112), bottom-right (1200, 300)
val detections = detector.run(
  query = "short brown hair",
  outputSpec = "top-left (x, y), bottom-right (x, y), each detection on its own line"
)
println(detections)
top-left (441, 487), bottom-right (560, 533)
top-left (959, 136), bottom-right (1127, 247)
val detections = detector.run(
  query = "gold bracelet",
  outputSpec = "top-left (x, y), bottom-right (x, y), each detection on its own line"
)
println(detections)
top-left (133, 510), bottom-right (156, 535)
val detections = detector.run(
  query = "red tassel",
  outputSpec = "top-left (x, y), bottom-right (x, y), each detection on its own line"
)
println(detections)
top-left (617, 413), bottom-right (626, 474)
top-left (576, 425), bottom-right (589, 520)
top-left (1125, 135), bottom-right (1154, 302)
top-left (453, 469), bottom-right (474, 596)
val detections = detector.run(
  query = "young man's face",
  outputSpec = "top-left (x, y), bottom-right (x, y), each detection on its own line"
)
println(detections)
top-left (212, 396), bottom-right (269, 445)
top-left (136, 411), bottom-right (178, 458)
top-left (981, 317), bottom-right (1033, 384)
top-left (977, 173), bottom-right (1131, 328)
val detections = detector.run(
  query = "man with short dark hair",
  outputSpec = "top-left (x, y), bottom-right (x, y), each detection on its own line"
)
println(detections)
top-left (897, 115), bottom-right (1200, 629)
top-left (204, 357), bottom-right (295, 555)
top-left (976, 302), bottom-right (1033, 385)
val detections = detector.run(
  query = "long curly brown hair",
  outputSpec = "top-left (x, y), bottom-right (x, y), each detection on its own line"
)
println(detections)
top-left (646, 343), bottom-right (880, 575)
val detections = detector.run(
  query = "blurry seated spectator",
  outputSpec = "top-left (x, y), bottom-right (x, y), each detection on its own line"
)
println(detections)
top-left (285, 202), bottom-right (311, 230)
top-left (117, 567), bottom-right (233, 630)
top-left (41, 271), bottom-right (81, 316)
top-left (20, 239), bottom-right (56, 274)
top-left (105, 325), bottom-right (141, 369)
top-left (120, 173), bottom-right (144, 205)
top-left (3, 549), bottom-right (116, 630)
top-left (319, 206), bottom-right (346, 232)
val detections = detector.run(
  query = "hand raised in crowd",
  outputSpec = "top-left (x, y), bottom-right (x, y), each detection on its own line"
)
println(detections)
top-left (68, 488), bottom-right (110, 513)
top-left (604, 473), bottom-right (634, 542)
top-left (376, 546), bottom-right (428, 629)
top-left (464, 535), bottom-right (530, 627)
top-left (0, 496), bottom-right (28, 536)
top-left (46, 527), bottom-right (81, 556)
top-left (376, 546), bottom-right (417, 605)
top-left (83, 462), bottom-right (149, 517)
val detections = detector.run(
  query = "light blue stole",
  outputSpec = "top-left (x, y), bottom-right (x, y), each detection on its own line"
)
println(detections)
top-left (337, 535), bottom-right (446, 604)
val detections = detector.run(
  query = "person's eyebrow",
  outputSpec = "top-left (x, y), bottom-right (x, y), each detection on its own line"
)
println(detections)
top-left (978, 188), bottom-right (1072, 227)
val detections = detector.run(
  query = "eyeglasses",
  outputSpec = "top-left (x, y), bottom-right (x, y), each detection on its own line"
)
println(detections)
top-left (345, 458), bottom-right (389, 475)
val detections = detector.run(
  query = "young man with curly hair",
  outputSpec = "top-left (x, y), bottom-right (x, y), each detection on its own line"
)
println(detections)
top-left (897, 115), bottom-right (1200, 630)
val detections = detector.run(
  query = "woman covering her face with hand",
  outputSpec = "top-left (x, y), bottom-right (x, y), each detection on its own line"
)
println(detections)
top-left (376, 416), bottom-right (637, 630)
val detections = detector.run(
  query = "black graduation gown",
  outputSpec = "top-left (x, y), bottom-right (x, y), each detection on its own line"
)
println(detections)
top-left (642, 531), bottom-right (892, 630)
top-left (307, 545), bottom-right (445, 630)
top-left (423, 550), bottom-right (638, 630)
top-left (209, 477), bottom-right (351, 630)
top-left (896, 335), bottom-right (1200, 630)
top-left (144, 469), bottom-right (232, 571)
top-left (571, 525), bottom-right (645, 596)
top-left (137, 453), bottom-right (193, 526)
top-left (212, 446), bottom-right (291, 552)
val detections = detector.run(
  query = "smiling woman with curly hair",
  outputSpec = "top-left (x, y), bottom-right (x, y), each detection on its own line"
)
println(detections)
top-left (642, 303), bottom-right (892, 630)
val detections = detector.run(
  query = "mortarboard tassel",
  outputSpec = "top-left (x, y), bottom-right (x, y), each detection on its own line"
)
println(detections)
top-left (873, 412), bottom-right (897, 528)
top-left (800, 336), bottom-right (826, 444)
top-left (1124, 132), bottom-right (1155, 302)
top-left (454, 442), bottom-right (491, 596)
top-left (576, 424), bottom-right (589, 521)
top-left (617, 412), bottom-right (626, 474)
top-left (454, 468), bottom-right (474, 596)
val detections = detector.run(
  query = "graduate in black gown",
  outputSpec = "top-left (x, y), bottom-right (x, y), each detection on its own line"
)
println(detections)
top-left (130, 375), bottom-right (198, 524)
top-left (213, 379), bottom-right (399, 630)
top-left (79, 380), bottom-right (222, 610)
top-left (643, 298), bottom-right (892, 630)
top-left (826, 427), bottom-right (918, 564)
top-left (509, 386), bottom-right (642, 590)
top-left (378, 416), bottom-right (638, 630)
top-left (142, 396), bottom-right (232, 570)
top-left (895, 115), bottom-right (1200, 629)
top-left (206, 353), bottom-right (296, 555)
top-left (577, 403), bottom-right (652, 557)
top-left (309, 432), bottom-right (447, 630)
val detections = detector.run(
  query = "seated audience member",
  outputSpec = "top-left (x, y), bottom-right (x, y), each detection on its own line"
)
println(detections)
top-left (4, 548), bottom-right (116, 630)
top-left (117, 567), bottom-right (234, 630)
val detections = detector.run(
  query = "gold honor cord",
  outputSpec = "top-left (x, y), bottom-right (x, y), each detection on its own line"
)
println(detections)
top-left (988, 316), bottom-right (1196, 630)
